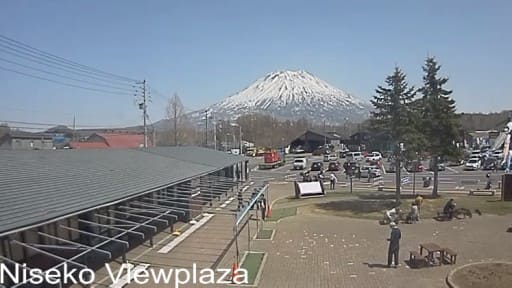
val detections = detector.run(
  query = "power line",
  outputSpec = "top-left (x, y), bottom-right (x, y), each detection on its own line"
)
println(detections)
top-left (0, 106), bottom-right (74, 116)
top-left (0, 65), bottom-right (134, 96)
top-left (0, 46), bottom-right (138, 87)
top-left (1, 119), bottom-right (139, 129)
top-left (0, 56), bottom-right (136, 92)
top-left (0, 34), bottom-right (139, 83)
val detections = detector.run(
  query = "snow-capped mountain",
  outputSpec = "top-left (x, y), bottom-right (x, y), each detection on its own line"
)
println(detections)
top-left (207, 70), bottom-right (371, 124)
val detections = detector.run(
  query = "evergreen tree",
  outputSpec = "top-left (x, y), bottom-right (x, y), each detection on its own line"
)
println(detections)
top-left (370, 66), bottom-right (419, 202)
top-left (418, 57), bottom-right (460, 197)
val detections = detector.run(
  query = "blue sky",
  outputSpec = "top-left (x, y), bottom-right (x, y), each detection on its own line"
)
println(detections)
top-left (0, 0), bottom-right (511, 128)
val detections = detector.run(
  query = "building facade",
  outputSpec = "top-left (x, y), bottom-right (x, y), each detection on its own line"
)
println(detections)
top-left (0, 147), bottom-right (249, 288)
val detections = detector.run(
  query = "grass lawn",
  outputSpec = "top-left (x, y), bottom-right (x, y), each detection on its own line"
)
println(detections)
top-left (240, 252), bottom-right (265, 285)
top-left (403, 195), bottom-right (512, 219)
top-left (255, 229), bottom-right (274, 240)
top-left (267, 207), bottom-right (297, 221)
top-left (306, 193), bottom-right (512, 220)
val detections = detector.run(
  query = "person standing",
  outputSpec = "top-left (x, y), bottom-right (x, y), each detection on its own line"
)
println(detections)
top-left (414, 194), bottom-right (423, 214)
top-left (387, 222), bottom-right (401, 268)
top-left (329, 173), bottom-right (337, 190)
top-left (259, 195), bottom-right (267, 220)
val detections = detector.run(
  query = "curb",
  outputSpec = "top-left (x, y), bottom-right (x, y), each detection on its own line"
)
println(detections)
top-left (446, 261), bottom-right (512, 288)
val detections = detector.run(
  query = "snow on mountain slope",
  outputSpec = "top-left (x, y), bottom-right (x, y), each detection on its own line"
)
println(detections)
top-left (201, 70), bottom-right (371, 124)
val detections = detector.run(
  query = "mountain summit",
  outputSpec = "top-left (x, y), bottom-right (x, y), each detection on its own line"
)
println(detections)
top-left (208, 70), bottom-right (371, 124)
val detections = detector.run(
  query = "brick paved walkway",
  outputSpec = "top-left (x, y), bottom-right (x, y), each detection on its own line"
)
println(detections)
top-left (253, 213), bottom-right (512, 288)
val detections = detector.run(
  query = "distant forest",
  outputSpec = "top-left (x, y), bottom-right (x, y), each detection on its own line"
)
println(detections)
top-left (458, 110), bottom-right (511, 131)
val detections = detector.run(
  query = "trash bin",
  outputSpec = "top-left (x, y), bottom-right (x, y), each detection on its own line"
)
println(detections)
top-left (502, 174), bottom-right (512, 201)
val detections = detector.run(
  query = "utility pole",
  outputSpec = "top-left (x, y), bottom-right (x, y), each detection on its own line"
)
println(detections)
top-left (173, 97), bottom-right (177, 146)
top-left (72, 115), bottom-right (76, 142)
top-left (213, 114), bottom-right (217, 150)
top-left (141, 79), bottom-right (148, 148)
top-left (205, 110), bottom-right (208, 147)
top-left (323, 120), bottom-right (326, 147)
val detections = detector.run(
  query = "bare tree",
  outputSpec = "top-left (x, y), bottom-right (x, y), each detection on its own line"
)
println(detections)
top-left (166, 93), bottom-right (186, 146)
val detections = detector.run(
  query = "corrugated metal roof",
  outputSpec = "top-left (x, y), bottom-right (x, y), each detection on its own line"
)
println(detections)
top-left (69, 141), bottom-right (109, 149)
top-left (95, 133), bottom-right (148, 148)
top-left (144, 146), bottom-right (248, 167)
top-left (0, 147), bottom-right (244, 236)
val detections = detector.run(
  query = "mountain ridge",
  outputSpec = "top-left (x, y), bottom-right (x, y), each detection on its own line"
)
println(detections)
top-left (195, 69), bottom-right (372, 124)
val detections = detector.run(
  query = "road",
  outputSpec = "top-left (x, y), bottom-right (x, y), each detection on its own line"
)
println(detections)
top-left (248, 154), bottom-right (505, 193)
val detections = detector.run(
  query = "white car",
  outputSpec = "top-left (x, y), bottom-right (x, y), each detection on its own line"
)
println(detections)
top-left (293, 158), bottom-right (307, 170)
top-left (346, 151), bottom-right (364, 162)
top-left (365, 151), bottom-right (382, 162)
top-left (360, 165), bottom-right (382, 178)
top-left (323, 154), bottom-right (338, 162)
top-left (464, 158), bottom-right (481, 170)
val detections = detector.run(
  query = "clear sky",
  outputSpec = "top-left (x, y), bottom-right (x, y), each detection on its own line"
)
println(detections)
top-left (0, 0), bottom-right (510, 128)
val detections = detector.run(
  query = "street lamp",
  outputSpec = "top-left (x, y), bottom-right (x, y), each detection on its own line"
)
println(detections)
top-left (231, 123), bottom-right (242, 155)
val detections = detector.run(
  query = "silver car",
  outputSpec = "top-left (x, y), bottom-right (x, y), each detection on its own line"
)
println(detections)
top-left (360, 165), bottom-right (382, 178)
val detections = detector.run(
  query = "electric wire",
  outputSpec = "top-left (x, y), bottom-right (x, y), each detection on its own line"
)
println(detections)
top-left (0, 46), bottom-right (139, 89)
top-left (0, 34), bottom-right (139, 83)
top-left (0, 56), bottom-right (136, 92)
top-left (0, 119), bottom-right (136, 129)
top-left (0, 65), bottom-right (134, 96)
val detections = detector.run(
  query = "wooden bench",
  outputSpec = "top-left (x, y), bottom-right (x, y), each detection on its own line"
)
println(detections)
top-left (442, 248), bottom-right (457, 264)
top-left (409, 250), bottom-right (427, 267)
top-left (469, 189), bottom-right (496, 196)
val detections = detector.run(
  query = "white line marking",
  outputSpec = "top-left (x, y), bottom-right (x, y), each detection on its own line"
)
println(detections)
top-left (446, 167), bottom-right (459, 174)
top-left (219, 197), bottom-right (235, 208)
top-left (158, 213), bottom-right (214, 254)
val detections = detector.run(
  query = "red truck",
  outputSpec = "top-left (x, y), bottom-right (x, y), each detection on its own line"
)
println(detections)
top-left (259, 150), bottom-right (285, 169)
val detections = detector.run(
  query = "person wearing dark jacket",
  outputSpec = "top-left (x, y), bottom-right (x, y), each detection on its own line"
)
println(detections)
top-left (443, 199), bottom-right (456, 220)
top-left (387, 222), bottom-right (401, 268)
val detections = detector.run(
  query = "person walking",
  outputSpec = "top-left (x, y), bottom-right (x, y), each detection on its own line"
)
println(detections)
top-left (387, 222), bottom-right (401, 268)
top-left (329, 173), bottom-right (337, 190)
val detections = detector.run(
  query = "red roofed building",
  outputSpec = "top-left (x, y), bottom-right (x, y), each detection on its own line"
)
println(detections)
top-left (69, 133), bottom-right (153, 149)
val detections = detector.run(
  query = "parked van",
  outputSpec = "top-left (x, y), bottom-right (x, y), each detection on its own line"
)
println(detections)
top-left (293, 158), bottom-right (308, 170)
top-left (346, 151), bottom-right (364, 162)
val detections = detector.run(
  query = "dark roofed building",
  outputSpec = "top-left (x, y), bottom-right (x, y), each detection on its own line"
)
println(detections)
top-left (289, 129), bottom-right (341, 152)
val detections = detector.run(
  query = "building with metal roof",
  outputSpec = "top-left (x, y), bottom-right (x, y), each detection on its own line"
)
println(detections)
top-left (0, 131), bottom-right (54, 150)
top-left (289, 129), bottom-right (342, 152)
top-left (68, 132), bottom-right (153, 149)
top-left (0, 146), bottom-right (249, 287)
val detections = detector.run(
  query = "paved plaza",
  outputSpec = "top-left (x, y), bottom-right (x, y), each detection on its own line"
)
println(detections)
top-left (254, 212), bottom-right (512, 288)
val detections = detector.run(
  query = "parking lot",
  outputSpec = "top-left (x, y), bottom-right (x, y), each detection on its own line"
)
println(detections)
top-left (250, 153), bottom-right (504, 194)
